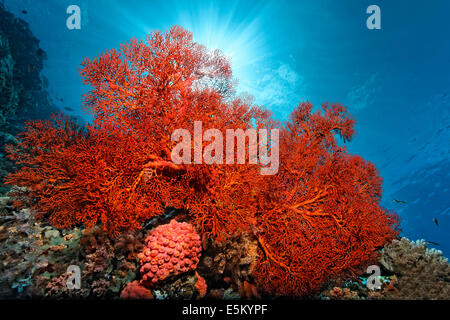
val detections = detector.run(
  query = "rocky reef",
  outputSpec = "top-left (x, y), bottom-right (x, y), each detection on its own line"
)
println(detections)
top-left (0, 197), bottom-right (240, 299)
top-left (1, 192), bottom-right (449, 300)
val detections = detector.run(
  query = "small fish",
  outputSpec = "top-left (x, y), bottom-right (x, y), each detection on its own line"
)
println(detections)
top-left (433, 217), bottom-right (439, 227)
top-left (392, 199), bottom-right (407, 204)
top-left (22, 10), bottom-right (27, 14)
top-left (28, 64), bottom-right (34, 72)
top-left (64, 107), bottom-right (74, 112)
top-left (425, 240), bottom-right (440, 246)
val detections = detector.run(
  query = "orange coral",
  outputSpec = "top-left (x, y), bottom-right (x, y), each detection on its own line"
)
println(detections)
top-left (194, 272), bottom-right (207, 298)
top-left (240, 280), bottom-right (260, 299)
top-left (120, 280), bottom-right (153, 299)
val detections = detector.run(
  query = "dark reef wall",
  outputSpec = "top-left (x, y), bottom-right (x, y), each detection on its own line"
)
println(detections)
top-left (0, 3), bottom-right (57, 193)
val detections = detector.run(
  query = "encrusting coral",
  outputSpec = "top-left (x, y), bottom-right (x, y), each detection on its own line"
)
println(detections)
top-left (120, 280), bottom-right (153, 299)
top-left (328, 287), bottom-right (359, 300)
top-left (194, 272), bottom-right (207, 298)
top-left (4, 25), bottom-right (399, 296)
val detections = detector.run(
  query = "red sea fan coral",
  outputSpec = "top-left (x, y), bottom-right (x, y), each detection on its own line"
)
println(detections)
top-left (5, 25), bottom-right (399, 296)
top-left (253, 102), bottom-right (399, 295)
top-left (5, 26), bottom-right (264, 236)
top-left (137, 220), bottom-right (201, 285)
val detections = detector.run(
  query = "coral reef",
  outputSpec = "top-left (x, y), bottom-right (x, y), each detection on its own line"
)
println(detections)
top-left (0, 193), bottom-right (85, 298)
top-left (379, 237), bottom-right (450, 299)
top-left (199, 233), bottom-right (258, 293)
top-left (138, 219), bottom-right (201, 286)
top-left (317, 271), bottom-right (398, 300)
top-left (120, 280), bottom-right (153, 299)
top-left (315, 237), bottom-right (450, 300)
top-left (4, 25), bottom-right (399, 297)
top-left (0, 192), bottom-right (145, 298)
top-left (0, 196), bottom-right (44, 298)
top-left (0, 3), bottom-right (444, 300)
top-left (328, 287), bottom-right (359, 300)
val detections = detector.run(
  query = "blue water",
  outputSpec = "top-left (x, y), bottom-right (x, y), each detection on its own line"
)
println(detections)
top-left (4, 0), bottom-right (449, 254)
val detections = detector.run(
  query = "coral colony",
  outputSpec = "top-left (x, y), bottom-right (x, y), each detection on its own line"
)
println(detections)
top-left (2, 22), bottom-right (448, 300)
top-left (138, 220), bottom-right (201, 285)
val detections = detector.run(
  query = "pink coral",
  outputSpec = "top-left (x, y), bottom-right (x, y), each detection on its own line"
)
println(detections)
top-left (120, 280), bottom-right (153, 299)
top-left (138, 220), bottom-right (201, 285)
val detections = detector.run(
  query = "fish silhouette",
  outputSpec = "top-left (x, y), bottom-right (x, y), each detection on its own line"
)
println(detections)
top-left (392, 199), bottom-right (407, 204)
top-left (433, 217), bottom-right (439, 227)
